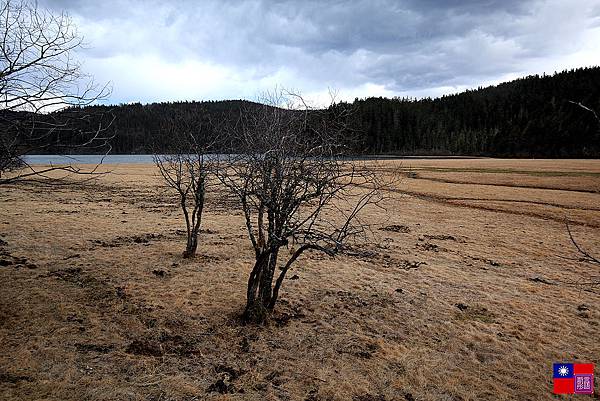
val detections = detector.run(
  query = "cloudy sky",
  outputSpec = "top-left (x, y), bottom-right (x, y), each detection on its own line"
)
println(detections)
top-left (41, 0), bottom-right (600, 105)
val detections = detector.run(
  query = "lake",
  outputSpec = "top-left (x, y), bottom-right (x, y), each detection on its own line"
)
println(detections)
top-left (25, 154), bottom-right (481, 165)
top-left (25, 155), bottom-right (158, 165)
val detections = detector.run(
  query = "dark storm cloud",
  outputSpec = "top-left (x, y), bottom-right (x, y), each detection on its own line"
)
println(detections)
top-left (39, 0), bottom-right (600, 103)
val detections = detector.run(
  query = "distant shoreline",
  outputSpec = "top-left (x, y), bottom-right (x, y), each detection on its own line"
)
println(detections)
top-left (24, 154), bottom-right (600, 165)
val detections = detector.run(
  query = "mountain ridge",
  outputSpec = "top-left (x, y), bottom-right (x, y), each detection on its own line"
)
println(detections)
top-left (60, 66), bottom-right (600, 157)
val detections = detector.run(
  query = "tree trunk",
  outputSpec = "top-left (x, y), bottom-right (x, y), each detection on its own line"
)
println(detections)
top-left (259, 249), bottom-right (278, 306)
top-left (182, 185), bottom-right (204, 259)
top-left (183, 232), bottom-right (198, 258)
top-left (243, 249), bottom-right (279, 324)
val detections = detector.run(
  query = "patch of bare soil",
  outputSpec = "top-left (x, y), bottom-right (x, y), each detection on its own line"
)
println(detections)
top-left (0, 160), bottom-right (599, 401)
top-left (90, 233), bottom-right (166, 248)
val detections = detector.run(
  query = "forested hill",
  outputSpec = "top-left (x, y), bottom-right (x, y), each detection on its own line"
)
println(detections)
top-left (348, 67), bottom-right (600, 157)
top-left (79, 67), bottom-right (600, 157)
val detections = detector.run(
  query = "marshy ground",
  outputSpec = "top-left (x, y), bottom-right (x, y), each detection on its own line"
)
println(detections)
top-left (0, 159), bottom-right (599, 401)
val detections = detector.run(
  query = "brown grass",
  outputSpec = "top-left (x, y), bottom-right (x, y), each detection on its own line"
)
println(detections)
top-left (1, 158), bottom-right (599, 401)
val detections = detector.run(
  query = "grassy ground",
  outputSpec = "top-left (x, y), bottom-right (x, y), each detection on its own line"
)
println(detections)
top-left (0, 159), bottom-right (599, 401)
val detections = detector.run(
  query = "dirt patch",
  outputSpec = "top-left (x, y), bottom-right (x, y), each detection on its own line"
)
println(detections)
top-left (416, 242), bottom-right (444, 252)
top-left (353, 394), bottom-right (386, 401)
top-left (125, 333), bottom-right (201, 358)
top-left (339, 338), bottom-right (380, 359)
top-left (345, 246), bottom-right (428, 270)
top-left (91, 232), bottom-right (165, 247)
top-left (75, 343), bottom-right (115, 354)
top-left (528, 276), bottom-right (555, 285)
top-left (422, 234), bottom-right (466, 243)
top-left (0, 372), bottom-right (32, 384)
top-left (455, 304), bottom-right (497, 323)
top-left (0, 250), bottom-right (35, 269)
top-left (379, 224), bottom-right (411, 233)
top-left (45, 267), bottom-right (93, 287)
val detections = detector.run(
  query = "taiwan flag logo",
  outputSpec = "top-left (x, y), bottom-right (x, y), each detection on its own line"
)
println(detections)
top-left (553, 363), bottom-right (594, 394)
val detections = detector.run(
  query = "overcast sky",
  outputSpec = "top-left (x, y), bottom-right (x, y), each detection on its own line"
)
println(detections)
top-left (41, 0), bottom-right (600, 106)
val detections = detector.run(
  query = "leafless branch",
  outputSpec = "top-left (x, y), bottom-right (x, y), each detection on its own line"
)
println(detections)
top-left (566, 221), bottom-right (600, 266)
top-left (153, 111), bottom-right (219, 258)
top-left (0, 0), bottom-right (113, 185)
top-left (215, 89), bottom-right (397, 323)
top-left (561, 220), bottom-right (600, 291)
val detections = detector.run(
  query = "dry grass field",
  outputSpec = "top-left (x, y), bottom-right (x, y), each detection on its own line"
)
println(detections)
top-left (1, 158), bottom-right (599, 401)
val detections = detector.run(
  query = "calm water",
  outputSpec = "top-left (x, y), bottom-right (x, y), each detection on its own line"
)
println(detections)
top-left (25, 154), bottom-right (159, 165)
top-left (25, 154), bottom-right (481, 165)
top-left (24, 154), bottom-right (241, 165)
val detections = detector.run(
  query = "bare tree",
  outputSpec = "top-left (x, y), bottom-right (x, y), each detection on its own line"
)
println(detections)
top-left (562, 102), bottom-right (600, 289)
top-left (0, 0), bottom-right (112, 184)
top-left (559, 102), bottom-right (600, 289)
top-left (217, 90), bottom-right (390, 323)
top-left (154, 113), bottom-right (217, 259)
top-left (564, 221), bottom-right (600, 290)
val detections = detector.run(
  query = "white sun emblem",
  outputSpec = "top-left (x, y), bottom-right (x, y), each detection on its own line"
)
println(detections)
top-left (558, 366), bottom-right (569, 376)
